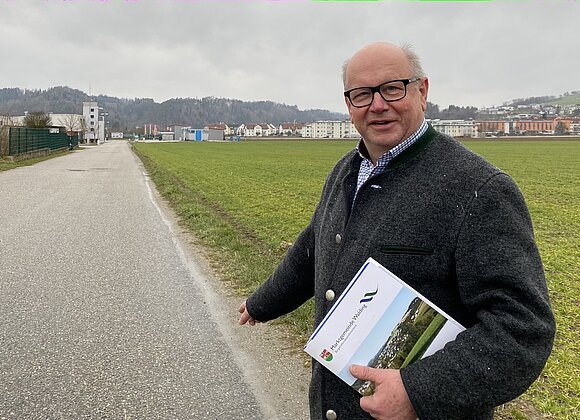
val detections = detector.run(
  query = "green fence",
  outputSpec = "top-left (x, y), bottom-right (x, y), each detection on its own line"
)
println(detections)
top-left (7, 127), bottom-right (78, 156)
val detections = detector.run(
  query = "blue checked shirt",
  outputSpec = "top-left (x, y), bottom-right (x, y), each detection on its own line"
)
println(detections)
top-left (353, 119), bottom-right (428, 204)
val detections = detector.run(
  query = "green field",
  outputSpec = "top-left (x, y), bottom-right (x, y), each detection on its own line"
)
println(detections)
top-left (548, 94), bottom-right (580, 106)
top-left (133, 139), bottom-right (579, 419)
top-left (401, 312), bottom-right (447, 369)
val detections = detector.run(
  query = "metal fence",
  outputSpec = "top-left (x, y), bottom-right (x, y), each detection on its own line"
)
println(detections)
top-left (6, 127), bottom-right (78, 156)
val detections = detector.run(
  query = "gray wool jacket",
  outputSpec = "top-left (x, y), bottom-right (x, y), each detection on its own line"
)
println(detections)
top-left (246, 126), bottom-right (555, 420)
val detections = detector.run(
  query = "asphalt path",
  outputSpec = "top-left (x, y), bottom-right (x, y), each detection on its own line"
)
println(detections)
top-left (0, 142), bottom-right (309, 419)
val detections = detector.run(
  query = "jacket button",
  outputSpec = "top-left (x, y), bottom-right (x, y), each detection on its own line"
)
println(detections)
top-left (335, 233), bottom-right (342, 244)
top-left (326, 409), bottom-right (337, 420)
top-left (325, 289), bottom-right (335, 302)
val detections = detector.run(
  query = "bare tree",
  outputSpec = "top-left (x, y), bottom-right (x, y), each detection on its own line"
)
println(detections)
top-left (23, 111), bottom-right (52, 128)
top-left (0, 125), bottom-right (8, 157)
top-left (58, 114), bottom-right (84, 148)
top-left (0, 115), bottom-right (18, 127)
top-left (79, 117), bottom-right (87, 143)
top-left (0, 114), bottom-right (17, 156)
top-left (59, 114), bottom-right (83, 135)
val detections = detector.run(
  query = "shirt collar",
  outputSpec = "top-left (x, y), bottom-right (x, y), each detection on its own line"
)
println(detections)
top-left (356, 118), bottom-right (428, 164)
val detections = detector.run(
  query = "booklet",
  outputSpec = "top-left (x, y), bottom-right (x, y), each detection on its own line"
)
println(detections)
top-left (304, 257), bottom-right (465, 396)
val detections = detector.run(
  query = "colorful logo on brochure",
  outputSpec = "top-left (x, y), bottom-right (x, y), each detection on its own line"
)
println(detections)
top-left (360, 287), bottom-right (378, 303)
top-left (320, 349), bottom-right (333, 362)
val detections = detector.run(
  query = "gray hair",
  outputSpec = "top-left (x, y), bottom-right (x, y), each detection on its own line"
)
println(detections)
top-left (342, 42), bottom-right (426, 89)
top-left (341, 60), bottom-right (350, 89)
top-left (401, 42), bottom-right (426, 79)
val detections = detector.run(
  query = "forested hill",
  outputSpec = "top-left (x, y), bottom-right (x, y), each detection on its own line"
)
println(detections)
top-left (0, 87), bottom-right (348, 131)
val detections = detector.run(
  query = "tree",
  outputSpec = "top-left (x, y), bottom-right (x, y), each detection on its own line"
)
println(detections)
top-left (0, 113), bottom-right (17, 156)
top-left (555, 121), bottom-right (566, 135)
top-left (79, 117), bottom-right (87, 143)
top-left (23, 111), bottom-right (52, 128)
top-left (425, 102), bottom-right (440, 119)
top-left (59, 114), bottom-right (83, 136)
top-left (0, 114), bottom-right (17, 127)
top-left (59, 114), bottom-right (84, 148)
top-left (442, 105), bottom-right (478, 120)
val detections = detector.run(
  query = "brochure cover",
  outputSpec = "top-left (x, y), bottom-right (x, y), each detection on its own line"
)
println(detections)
top-left (304, 257), bottom-right (465, 396)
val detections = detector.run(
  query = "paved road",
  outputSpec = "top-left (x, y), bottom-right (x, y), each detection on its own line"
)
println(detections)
top-left (0, 142), bottom-right (299, 419)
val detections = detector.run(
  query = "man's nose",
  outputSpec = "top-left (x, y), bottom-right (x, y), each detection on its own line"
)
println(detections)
top-left (369, 91), bottom-right (389, 112)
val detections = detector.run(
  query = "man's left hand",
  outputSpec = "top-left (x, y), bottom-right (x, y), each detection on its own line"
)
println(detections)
top-left (349, 365), bottom-right (417, 420)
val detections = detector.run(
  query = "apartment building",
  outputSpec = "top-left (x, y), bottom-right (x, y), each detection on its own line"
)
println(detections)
top-left (476, 120), bottom-right (513, 135)
top-left (300, 120), bottom-right (359, 139)
top-left (278, 123), bottom-right (304, 136)
top-left (237, 123), bottom-right (277, 137)
top-left (82, 101), bottom-right (105, 143)
top-left (430, 119), bottom-right (478, 138)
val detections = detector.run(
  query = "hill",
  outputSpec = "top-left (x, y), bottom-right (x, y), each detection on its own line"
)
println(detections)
top-left (507, 91), bottom-right (580, 107)
top-left (0, 87), bottom-right (348, 132)
top-left (547, 91), bottom-right (580, 106)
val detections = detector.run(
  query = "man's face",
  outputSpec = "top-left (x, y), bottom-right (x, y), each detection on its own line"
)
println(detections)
top-left (344, 44), bottom-right (429, 159)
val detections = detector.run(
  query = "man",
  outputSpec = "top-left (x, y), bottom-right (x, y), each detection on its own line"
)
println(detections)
top-left (239, 42), bottom-right (555, 419)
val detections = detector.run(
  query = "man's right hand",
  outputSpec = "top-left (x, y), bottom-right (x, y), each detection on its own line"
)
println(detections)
top-left (238, 300), bottom-right (259, 326)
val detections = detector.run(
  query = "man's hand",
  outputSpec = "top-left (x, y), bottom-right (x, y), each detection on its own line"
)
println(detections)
top-left (238, 300), bottom-right (259, 326)
top-left (349, 365), bottom-right (417, 420)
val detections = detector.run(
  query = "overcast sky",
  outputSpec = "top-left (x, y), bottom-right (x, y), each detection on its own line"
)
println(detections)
top-left (1, 1), bottom-right (578, 113)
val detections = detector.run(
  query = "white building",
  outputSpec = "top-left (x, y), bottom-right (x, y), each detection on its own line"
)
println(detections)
top-left (278, 123), bottom-right (304, 136)
top-left (245, 124), bottom-right (259, 137)
top-left (1, 113), bottom-right (85, 132)
top-left (184, 128), bottom-right (223, 141)
top-left (157, 131), bottom-right (175, 141)
top-left (300, 120), bottom-right (359, 139)
top-left (238, 123), bottom-right (277, 137)
top-left (82, 101), bottom-right (105, 144)
top-left (205, 124), bottom-right (234, 137)
top-left (430, 119), bottom-right (478, 138)
top-left (263, 123), bottom-right (277, 136)
top-left (569, 122), bottom-right (580, 134)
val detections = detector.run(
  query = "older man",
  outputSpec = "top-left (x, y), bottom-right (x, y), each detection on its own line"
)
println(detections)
top-left (239, 42), bottom-right (555, 419)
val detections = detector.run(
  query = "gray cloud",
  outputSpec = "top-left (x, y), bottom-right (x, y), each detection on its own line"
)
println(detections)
top-left (1, 1), bottom-right (578, 113)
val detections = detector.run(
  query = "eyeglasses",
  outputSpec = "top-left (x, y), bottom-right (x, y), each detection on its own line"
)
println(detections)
top-left (344, 78), bottom-right (422, 108)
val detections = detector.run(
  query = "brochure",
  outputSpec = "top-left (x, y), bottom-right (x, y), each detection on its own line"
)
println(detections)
top-left (304, 257), bottom-right (465, 396)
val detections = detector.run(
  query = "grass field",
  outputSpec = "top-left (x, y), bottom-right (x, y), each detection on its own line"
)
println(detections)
top-left (133, 139), bottom-right (579, 419)
top-left (401, 313), bottom-right (447, 370)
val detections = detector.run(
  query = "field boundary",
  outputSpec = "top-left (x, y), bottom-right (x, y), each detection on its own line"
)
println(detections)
top-left (133, 146), bottom-right (316, 340)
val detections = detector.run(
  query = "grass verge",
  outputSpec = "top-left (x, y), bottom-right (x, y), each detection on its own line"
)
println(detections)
top-left (0, 150), bottom-right (72, 172)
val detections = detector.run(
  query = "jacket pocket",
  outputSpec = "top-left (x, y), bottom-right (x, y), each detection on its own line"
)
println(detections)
top-left (379, 245), bottom-right (434, 255)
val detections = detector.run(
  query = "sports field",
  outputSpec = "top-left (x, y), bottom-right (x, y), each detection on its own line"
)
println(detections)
top-left (133, 139), bottom-right (579, 419)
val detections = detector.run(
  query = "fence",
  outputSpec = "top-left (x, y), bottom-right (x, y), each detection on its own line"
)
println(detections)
top-left (0, 127), bottom-right (78, 158)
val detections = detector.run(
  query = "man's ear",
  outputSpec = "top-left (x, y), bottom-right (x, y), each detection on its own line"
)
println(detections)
top-left (419, 77), bottom-right (429, 112)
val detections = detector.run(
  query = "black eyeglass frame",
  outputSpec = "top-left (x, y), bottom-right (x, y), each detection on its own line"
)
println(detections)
top-left (344, 77), bottom-right (422, 108)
